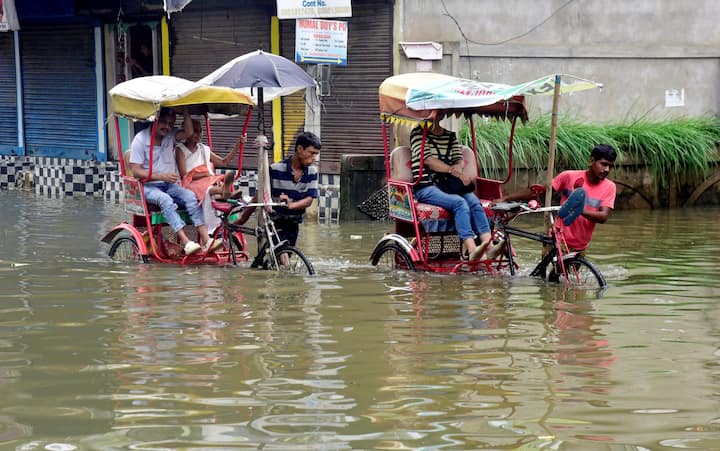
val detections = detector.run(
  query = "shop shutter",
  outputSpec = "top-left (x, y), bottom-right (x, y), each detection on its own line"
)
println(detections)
top-left (279, 23), bottom-right (307, 161)
top-left (316, 0), bottom-right (393, 174)
top-left (170, 0), bottom-right (273, 170)
top-left (21, 24), bottom-right (98, 160)
top-left (0, 33), bottom-right (19, 155)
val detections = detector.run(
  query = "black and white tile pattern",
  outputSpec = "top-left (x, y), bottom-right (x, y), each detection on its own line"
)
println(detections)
top-left (1, 156), bottom-right (343, 222)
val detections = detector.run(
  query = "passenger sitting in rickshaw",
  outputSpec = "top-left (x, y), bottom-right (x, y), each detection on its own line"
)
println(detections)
top-left (175, 109), bottom-right (246, 236)
top-left (129, 107), bottom-right (221, 255)
top-left (410, 118), bottom-right (492, 261)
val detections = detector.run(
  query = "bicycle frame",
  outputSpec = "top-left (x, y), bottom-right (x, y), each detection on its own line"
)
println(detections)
top-left (491, 203), bottom-right (605, 288)
top-left (491, 205), bottom-right (563, 275)
top-left (212, 200), bottom-right (290, 269)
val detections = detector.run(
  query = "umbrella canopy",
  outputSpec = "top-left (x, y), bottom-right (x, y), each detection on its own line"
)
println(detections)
top-left (198, 50), bottom-right (317, 104)
top-left (198, 51), bottom-right (317, 220)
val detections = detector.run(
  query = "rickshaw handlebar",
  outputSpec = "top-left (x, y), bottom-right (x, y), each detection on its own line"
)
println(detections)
top-left (221, 198), bottom-right (288, 216)
top-left (490, 201), bottom-right (560, 214)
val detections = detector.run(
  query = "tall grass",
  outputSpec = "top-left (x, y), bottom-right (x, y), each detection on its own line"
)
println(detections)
top-left (459, 115), bottom-right (720, 186)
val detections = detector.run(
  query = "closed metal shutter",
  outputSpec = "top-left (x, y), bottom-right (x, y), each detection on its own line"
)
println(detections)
top-left (0, 33), bottom-right (19, 155)
top-left (317, 0), bottom-right (393, 174)
top-left (170, 0), bottom-right (273, 170)
top-left (279, 21), bottom-right (307, 160)
top-left (21, 24), bottom-right (98, 159)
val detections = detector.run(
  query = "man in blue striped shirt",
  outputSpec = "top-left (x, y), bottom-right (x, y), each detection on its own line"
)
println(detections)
top-left (236, 132), bottom-right (321, 247)
top-left (268, 131), bottom-right (321, 246)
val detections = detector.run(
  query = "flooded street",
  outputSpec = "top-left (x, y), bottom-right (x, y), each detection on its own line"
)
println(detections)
top-left (1, 190), bottom-right (719, 450)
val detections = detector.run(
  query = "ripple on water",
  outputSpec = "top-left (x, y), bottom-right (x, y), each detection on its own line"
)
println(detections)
top-left (2, 193), bottom-right (720, 450)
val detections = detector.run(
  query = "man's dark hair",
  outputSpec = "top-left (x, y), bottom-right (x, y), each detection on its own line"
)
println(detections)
top-left (295, 131), bottom-right (322, 151)
top-left (591, 143), bottom-right (617, 162)
top-left (158, 107), bottom-right (175, 120)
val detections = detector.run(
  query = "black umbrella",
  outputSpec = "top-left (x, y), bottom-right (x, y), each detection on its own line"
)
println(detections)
top-left (198, 50), bottom-right (317, 225)
top-left (198, 49), bottom-right (316, 131)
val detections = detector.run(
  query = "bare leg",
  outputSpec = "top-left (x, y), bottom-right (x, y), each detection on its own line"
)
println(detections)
top-left (465, 234), bottom-right (491, 261)
top-left (198, 224), bottom-right (223, 253)
top-left (177, 229), bottom-right (192, 245)
top-left (197, 224), bottom-right (211, 245)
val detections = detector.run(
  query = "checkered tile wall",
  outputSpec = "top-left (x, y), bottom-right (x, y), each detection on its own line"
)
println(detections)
top-left (0, 156), bottom-right (342, 223)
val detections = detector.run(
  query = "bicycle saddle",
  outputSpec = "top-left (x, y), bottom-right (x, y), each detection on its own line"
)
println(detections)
top-left (558, 187), bottom-right (586, 225)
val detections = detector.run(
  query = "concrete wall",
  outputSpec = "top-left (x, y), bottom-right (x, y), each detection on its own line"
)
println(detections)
top-left (395, 0), bottom-right (720, 122)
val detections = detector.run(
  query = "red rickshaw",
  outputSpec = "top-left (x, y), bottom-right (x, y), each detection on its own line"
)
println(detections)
top-left (370, 72), bottom-right (606, 288)
top-left (101, 75), bottom-right (315, 274)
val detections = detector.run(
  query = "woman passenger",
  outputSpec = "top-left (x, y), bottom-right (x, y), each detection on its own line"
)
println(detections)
top-left (410, 118), bottom-right (492, 260)
top-left (175, 110), bottom-right (245, 241)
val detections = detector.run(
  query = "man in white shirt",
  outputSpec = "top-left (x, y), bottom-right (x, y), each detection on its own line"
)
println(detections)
top-left (129, 107), bottom-right (219, 255)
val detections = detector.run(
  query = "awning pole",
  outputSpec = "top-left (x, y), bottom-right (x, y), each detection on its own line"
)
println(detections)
top-left (544, 75), bottom-right (562, 238)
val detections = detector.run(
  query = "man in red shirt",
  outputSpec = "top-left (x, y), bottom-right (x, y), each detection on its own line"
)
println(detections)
top-left (495, 144), bottom-right (617, 252)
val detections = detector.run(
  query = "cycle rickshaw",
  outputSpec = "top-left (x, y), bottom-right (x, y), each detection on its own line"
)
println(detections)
top-left (369, 72), bottom-right (606, 288)
top-left (101, 75), bottom-right (314, 274)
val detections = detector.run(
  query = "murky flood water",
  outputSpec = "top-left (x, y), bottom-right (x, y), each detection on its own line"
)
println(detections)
top-left (1, 190), bottom-right (719, 450)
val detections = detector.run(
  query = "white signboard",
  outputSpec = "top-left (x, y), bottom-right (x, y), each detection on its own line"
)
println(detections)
top-left (295, 19), bottom-right (348, 66)
top-left (665, 88), bottom-right (685, 108)
top-left (277, 0), bottom-right (352, 19)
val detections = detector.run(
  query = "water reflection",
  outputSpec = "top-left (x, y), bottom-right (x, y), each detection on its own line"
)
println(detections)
top-left (1, 191), bottom-right (719, 449)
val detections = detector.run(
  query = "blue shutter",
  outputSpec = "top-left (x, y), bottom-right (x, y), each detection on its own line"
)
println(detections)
top-left (21, 24), bottom-right (98, 160)
top-left (0, 33), bottom-right (19, 155)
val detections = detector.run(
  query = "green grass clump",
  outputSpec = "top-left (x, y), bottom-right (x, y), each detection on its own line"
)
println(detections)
top-left (459, 115), bottom-right (720, 187)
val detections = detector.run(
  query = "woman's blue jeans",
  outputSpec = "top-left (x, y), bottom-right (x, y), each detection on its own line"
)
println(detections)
top-left (415, 185), bottom-right (490, 241)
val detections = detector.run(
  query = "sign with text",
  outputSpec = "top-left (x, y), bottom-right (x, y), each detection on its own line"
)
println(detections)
top-left (295, 18), bottom-right (348, 66)
top-left (277, 0), bottom-right (351, 19)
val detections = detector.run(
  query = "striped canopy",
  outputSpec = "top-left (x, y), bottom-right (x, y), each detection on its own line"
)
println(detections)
top-left (379, 72), bottom-right (602, 125)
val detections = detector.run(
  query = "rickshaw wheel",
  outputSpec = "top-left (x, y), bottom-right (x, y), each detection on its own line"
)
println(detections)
top-left (271, 244), bottom-right (315, 275)
top-left (371, 243), bottom-right (415, 271)
top-left (109, 236), bottom-right (148, 264)
top-left (549, 255), bottom-right (606, 289)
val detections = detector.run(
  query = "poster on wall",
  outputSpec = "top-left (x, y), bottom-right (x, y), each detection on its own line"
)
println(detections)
top-left (295, 18), bottom-right (347, 65)
top-left (0, 0), bottom-right (20, 32)
top-left (277, 0), bottom-right (351, 19)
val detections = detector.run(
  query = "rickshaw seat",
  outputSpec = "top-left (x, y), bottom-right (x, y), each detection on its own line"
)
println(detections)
top-left (476, 178), bottom-right (503, 202)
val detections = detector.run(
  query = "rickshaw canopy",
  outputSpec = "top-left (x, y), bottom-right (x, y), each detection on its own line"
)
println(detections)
top-left (109, 75), bottom-right (256, 121)
top-left (379, 72), bottom-right (603, 125)
top-left (379, 73), bottom-right (527, 125)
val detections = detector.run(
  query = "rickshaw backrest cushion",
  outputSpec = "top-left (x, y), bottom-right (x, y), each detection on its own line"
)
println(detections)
top-left (123, 150), bottom-right (133, 177)
top-left (390, 146), bottom-right (413, 182)
top-left (459, 146), bottom-right (478, 178)
top-left (389, 145), bottom-right (478, 184)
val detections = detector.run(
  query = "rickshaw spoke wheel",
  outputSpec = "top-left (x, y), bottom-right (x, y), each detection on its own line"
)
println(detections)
top-left (109, 236), bottom-right (148, 263)
top-left (550, 255), bottom-right (605, 289)
top-left (372, 243), bottom-right (415, 271)
top-left (271, 244), bottom-right (315, 275)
